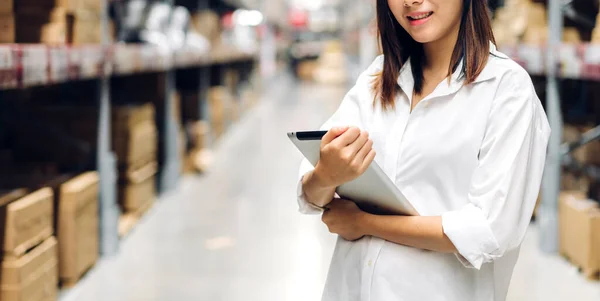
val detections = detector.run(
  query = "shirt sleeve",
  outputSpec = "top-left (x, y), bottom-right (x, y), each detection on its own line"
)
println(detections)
top-left (441, 69), bottom-right (551, 269)
top-left (296, 55), bottom-right (384, 214)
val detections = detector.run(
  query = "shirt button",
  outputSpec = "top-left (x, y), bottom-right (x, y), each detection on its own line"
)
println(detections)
top-left (368, 260), bottom-right (373, 267)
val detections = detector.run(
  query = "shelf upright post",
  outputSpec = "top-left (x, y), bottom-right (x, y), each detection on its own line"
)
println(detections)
top-left (98, 0), bottom-right (120, 256)
top-left (198, 0), bottom-right (211, 126)
top-left (158, 0), bottom-right (182, 193)
top-left (539, 0), bottom-right (563, 253)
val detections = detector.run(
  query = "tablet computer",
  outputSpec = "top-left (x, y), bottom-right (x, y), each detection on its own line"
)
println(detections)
top-left (288, 130), bottom-right (418, 216)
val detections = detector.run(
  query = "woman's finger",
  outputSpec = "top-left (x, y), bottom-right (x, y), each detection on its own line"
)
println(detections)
top-left (331, 127), bottom-right (361, 148)
top-left (354, 139), bottom-right (373, 162)
top-left (345, 130), bottom-right (369, 158)
top-left (322, 126), bottom-right (349, 146)
top-left (359, 149), bottom-right (377, 173)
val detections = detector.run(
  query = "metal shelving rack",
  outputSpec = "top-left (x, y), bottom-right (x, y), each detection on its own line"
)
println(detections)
top-left (0, 0), bottom-right (258, 258)
top-left (538, 0), bottom-right (600, 253)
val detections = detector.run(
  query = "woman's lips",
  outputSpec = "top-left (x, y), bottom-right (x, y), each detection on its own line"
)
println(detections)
top-left (407, 12), bottom-right (433, 26)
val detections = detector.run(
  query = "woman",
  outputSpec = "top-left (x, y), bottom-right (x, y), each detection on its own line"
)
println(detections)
top-left (297, 0), bottom-right (550, 301)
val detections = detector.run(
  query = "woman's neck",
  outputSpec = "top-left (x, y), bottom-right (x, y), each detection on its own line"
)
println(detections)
top-left (422, 27), bottom-right (460, 75)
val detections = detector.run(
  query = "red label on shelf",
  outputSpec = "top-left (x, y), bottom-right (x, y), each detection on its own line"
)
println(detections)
top-left (0, 46), bottom-right (17, 89)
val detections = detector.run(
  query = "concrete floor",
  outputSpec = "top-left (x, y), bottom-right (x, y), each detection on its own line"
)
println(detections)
top-left (62, 75), bottom-right (600, 301)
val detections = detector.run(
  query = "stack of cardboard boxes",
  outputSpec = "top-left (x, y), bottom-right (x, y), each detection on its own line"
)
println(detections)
top-left (0, 0), bottom-right (103, 44)
top-left (0, 161), bottom-right (100, 288)
top-left (180, 90), bottom-right (212, 173)
top-left (184, 120), bottom-right (211, 173)
top-left (112, 104), bottom-right (158, 225)
top-left (492, 0), bottom-right (583, 46)
top-left (0, 189), bottom-right (58, 301)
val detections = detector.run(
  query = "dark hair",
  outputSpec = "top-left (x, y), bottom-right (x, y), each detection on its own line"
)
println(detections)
top-left (373, 0), bottom-right (496, 109)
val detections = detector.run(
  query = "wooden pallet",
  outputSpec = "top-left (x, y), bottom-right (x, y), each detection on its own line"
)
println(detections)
top-left (561, 252), bottom-right (600, 280)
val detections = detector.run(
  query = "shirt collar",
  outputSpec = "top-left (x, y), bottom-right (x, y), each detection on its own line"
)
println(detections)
top-left (396, 41), bottom-right (500, 96)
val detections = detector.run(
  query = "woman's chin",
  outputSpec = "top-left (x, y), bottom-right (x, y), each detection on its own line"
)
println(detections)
top-left (408, 33), bottom-right (436, 44)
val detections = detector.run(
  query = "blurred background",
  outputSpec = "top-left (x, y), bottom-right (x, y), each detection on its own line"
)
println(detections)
top-left (0, 0), bottom-right (599, 300)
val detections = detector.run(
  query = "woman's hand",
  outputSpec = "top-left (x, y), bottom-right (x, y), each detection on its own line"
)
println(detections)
top-left (322, 199), bottom-right (368, 241)
top-left (314, 126), bottom-right (376, 188)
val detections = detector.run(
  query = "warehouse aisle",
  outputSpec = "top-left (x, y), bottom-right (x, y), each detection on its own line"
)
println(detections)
top-left (63, 74), bottom-right (600, 301)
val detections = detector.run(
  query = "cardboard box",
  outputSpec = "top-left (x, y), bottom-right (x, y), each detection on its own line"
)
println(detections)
top-left (57, 172), bottom-right (98, 284)
top-left (208, 87), bottom-right (229, 139)
top-left (112, 104), bottom-right (155, 131)
top-left (191, 10), bottom-right (221, 43)
top-left (297, 60), bottom-right (318, 81)
top-left (559, 191), bottom-right (600, 278)
top-left (223, 69), bottom-right (240, 93)
top-left (563, 27), bottom-right (582, 43)
top-left (1, 188), bottom-right (54, 258)
top-left (0, 15), bottom-right (15, 43)
top-left (119, 162), bottom-right (157, 214)
top-left (69, 19), bottom-right (101, 45)
top-left (0, 172), bottom-right (97, 285)
top-left (78, 0), bottom-right (102, 12)
top-left (0, 1), bottom-right (13, 14)
top-left (1, 237), bottom-right (58, 301)
top-left (113, 120), bottom-right (158, 170)
top-left (112, 104), bottom-right (158, 170)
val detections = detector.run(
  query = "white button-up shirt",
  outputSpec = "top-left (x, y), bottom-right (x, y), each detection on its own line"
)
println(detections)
top-left (297, 45), bottom-right (551, 301)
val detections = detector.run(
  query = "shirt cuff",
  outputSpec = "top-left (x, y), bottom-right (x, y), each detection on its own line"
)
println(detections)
top-left (297, 174), bottom-right (325, 215)
top-left (441, 204), bottom-right (501, 269)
